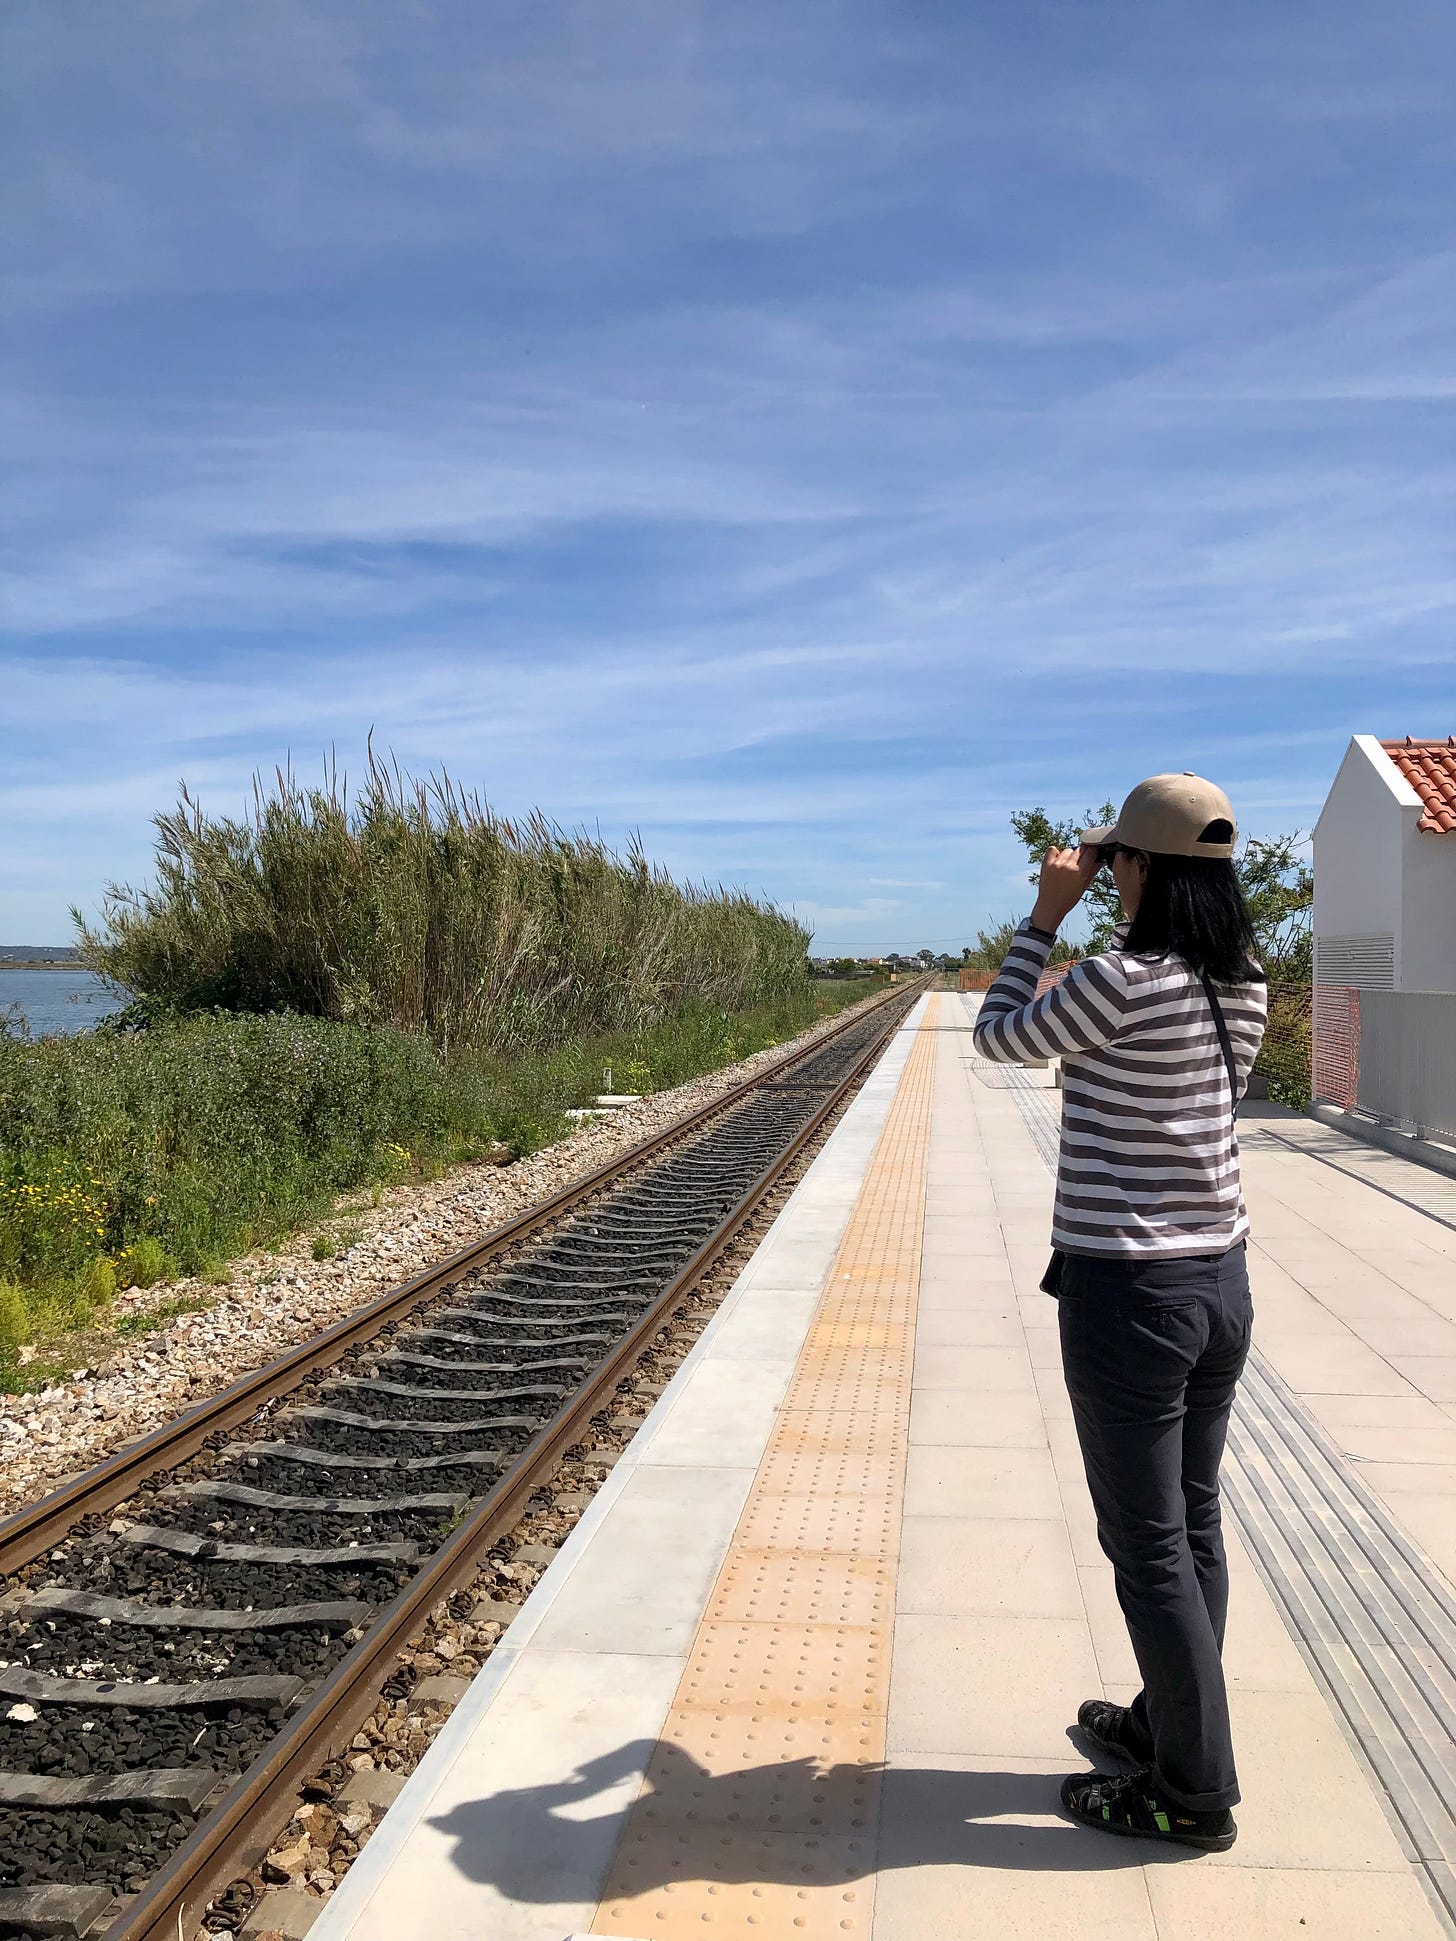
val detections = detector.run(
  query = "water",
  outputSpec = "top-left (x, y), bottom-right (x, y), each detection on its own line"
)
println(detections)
top-left (0, 968), bottom-right (128, 1037)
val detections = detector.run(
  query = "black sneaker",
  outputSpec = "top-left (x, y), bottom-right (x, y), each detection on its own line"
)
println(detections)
top-left (1076, 1697), bottom-right (1153, 1766)
top-left (1060, 1766), bottom-right (1237, 1852)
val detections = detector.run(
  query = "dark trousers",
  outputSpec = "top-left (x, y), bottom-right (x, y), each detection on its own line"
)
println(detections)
top-left (1056, 1242), bottom-right (1253, 1812)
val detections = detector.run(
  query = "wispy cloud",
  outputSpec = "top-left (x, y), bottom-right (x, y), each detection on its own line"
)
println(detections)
top-left (3, 0), bottom-right (1454, 945)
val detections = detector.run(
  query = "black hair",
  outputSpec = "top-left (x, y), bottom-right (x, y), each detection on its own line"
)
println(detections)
top-left (1119, 852), bottom-right (1262, 985)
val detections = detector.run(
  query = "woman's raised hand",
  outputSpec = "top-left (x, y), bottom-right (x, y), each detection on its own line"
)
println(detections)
top-left (1030, 844), bottom-right (1101, 934)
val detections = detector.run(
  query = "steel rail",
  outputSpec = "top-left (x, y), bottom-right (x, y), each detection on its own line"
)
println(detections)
top-left (101, 981), bottom-right (921, 1941)
top-left (0, 980), bottom-right (920, 1577)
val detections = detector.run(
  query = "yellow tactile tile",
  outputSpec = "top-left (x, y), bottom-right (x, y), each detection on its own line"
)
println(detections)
top-left (676, 1621), bottom-right (894, 1722)
top-left (734, 1486), bottom-right (900, 1558)
top-left (707, 1547), bottom-right (894, 1628)
top-left (591, 996), bottom-right (939, 1938)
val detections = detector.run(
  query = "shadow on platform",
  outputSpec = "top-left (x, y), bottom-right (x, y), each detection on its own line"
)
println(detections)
top-left (426, 1738), bottom-right (1193, 1906)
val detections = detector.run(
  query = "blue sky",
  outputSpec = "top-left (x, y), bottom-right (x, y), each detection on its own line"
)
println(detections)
top-left (3, 1), bottom-right (1453, 953)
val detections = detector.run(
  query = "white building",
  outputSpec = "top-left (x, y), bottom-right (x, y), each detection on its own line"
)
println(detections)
top-left (1313, 735), bottom-right (1456, 993)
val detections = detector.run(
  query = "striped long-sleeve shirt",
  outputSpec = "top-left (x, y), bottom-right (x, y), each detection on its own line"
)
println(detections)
top-left (972, 923), bottom-right (1268, 1258)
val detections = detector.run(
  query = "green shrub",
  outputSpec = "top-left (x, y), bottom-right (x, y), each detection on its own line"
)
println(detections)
top-left (0, 1281), bottom-right (28, 1371)
top-left (77, 760), bottom-right (812, 1053)
top-left (117, 1236), bottom-right (170, 1290)
top-left (1256, 984), bottom-right (1312, 1111)
top-left (0, 977), bottom-right (882, 1371)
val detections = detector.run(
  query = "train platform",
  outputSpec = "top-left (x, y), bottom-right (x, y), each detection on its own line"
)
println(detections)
top-left (312, 991), bottom-right (1456, 1941)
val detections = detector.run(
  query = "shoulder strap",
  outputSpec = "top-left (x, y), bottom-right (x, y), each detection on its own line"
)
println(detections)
top-left (1199, 971), bottom-right (1239, 1107)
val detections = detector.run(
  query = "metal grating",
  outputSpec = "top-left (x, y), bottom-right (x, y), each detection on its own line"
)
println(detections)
top-left (996, 1055), bottom-right (1456, 1933)
top-left (1316, 933), bottom-right (1397, 988)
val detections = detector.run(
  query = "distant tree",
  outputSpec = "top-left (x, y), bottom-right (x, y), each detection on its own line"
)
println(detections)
top-left (1010, 804), bottom-right (1313, 979)
top-left (1011, 802), bottom-right (1122, 950)
top-left (962, 916), bottom-right (1080, 973)
top-left (1239, 834), bottom-right (1313, 981)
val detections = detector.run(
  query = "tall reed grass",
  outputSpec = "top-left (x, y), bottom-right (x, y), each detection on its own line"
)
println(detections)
top-left (77, 756), bottom-right (811, 1051)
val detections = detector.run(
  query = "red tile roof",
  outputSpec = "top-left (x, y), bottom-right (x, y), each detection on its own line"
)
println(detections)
top-left (1381, 736), bottom-right (1456, 833)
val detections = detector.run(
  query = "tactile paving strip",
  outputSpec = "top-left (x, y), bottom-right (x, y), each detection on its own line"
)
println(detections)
top-left (591, 997), bottom-right (939, 1938)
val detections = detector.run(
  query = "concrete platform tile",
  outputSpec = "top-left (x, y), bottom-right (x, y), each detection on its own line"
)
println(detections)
top-left (1022, 1334), bottom-right (1061, 1380)
top-left (1389, 1356), bottom-right (1456, 1403)
top-left (1358, 1458), bottom-right (1456, 1497)
top-left (319, 1647), bottom-right (683, 1941)
top-left (528, 1465), bottom-right (756, 1657)
top-left (1212, 1686), bottom-right (1414, 1871)
top-left (734, 1230), bottom-right (844, 1289)
top-left (1361, 1316), bottom-right (1456, 1358)
top-left (913, 1306), bottom-right (1023, 1348)
top-left (1248, 1300), bottom-right (1365, 1339)
top-left (1338, 1422), bottom-right (1456, 1463)
top-left (874, 1755), bottom-right (1158, 1941)
top-left (1372, 1488), bottom-right (1456, 1581)
top-left (1307, 1392), bottom-right (1454, 1431)
top-left (1076, 1565), bottom-right (1140, 1686)
top-left (903, 1445), bottom-right (1063, 1523)
top-left (898, 1515), bottom-right (1082, 1620)
top-left (887, 1613), bottom-right (1101, 1760)
top-left (698, 1295), bottom-right (822, 1364)
top-left (919, 1235), bottom-right (1018, 1265)
top-left (915, 1275), bottom-right (1018, 1310)
top-left (1253, 1332), bottom-right (1417, 1398)
top-left (1299, 1282), bottom-right (1444, 1327)
top-left (640, 1357), bottom-right (799, 1470)
top-left (911, 1343), bottom-right (1037, 1394)
top-left (1221, 1546), bottom-right (1317, 1693)
top-left (923, 1188), bottom-right (1000, 1217)
top-left (1144, 1864), bottom-right (1444, 1940)
top-left (908, 1387), bottom-right (1048, 1449)
top-left (1032, 1365), bottom-right (1075, 1422)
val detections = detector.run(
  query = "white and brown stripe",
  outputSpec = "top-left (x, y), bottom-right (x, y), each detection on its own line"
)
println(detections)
top-left (972, 923), bottom-right (1268, 1258)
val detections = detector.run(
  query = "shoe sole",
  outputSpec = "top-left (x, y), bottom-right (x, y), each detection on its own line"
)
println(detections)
top-left (1060, 1789), bottom-right (1237, 1853)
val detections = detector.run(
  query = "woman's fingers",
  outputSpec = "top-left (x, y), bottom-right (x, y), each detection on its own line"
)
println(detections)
top-left (1031, 844), bottom-right (1093, 930)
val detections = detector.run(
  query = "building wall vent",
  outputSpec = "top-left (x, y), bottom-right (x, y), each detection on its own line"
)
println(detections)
top-left (1315, 933), bottom-right (1396, 988)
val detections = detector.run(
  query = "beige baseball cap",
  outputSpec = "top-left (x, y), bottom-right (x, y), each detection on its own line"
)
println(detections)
top-left (1082, 772), bottom-right (1238, 859)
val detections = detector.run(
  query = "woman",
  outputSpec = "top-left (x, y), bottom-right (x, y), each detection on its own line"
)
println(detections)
top-left (972, 772), bottom-right (1267, 1852)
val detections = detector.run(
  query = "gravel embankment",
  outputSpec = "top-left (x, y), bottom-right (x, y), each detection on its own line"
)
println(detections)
top-left (0, 996), bottom-right (886, 1516)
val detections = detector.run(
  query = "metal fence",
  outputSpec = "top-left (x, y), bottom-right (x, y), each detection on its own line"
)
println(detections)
top-left (1258, 984), bottom-right (1314, 1108)
top-left (1314, 986), bottom-right (1456, 1144)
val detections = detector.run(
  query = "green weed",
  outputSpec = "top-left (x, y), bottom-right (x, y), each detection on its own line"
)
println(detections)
top-left (0, 978), bottom-right (881, 1369)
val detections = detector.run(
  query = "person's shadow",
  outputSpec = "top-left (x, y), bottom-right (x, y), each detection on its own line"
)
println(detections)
top-left (427, 1735), bottom-right (1186, 1910)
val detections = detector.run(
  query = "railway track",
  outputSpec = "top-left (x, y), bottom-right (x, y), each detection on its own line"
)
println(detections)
top-left (0, 981), bottom-right (922, 1941)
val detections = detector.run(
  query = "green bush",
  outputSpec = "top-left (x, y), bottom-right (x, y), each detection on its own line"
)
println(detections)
top-left (0, 979), bottom-right (881, 1375)
top-left (1256, 984), bottom-right (1312, 1110)
top-left (0, 1282), bottom-right (27, 1372)
top-left (77, 759), bottom-right (812, 1053)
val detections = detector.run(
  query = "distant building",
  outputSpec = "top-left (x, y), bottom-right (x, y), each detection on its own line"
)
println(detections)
top-left (1313, 736), bottom-right (1456, 993)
